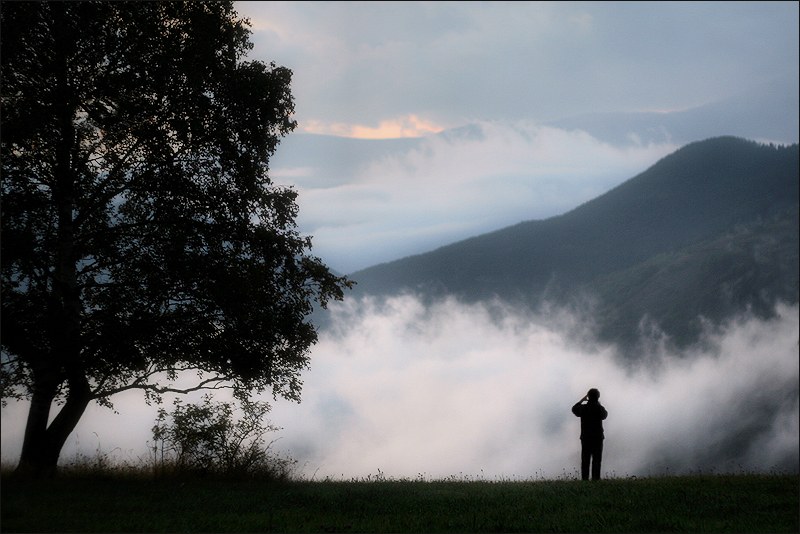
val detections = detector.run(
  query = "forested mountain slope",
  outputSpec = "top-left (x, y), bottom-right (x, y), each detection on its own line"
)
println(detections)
top-left (347, 137), bottom-right (799, 348)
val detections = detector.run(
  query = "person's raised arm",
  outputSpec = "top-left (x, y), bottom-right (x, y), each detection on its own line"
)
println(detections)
top-left (572, 395), bottom-right (588, 416)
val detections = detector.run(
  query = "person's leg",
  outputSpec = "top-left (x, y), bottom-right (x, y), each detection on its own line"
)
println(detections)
top-left (592, 441), bottom-right (603, 480)
top-left (581, 442), bottom-right (590, 480)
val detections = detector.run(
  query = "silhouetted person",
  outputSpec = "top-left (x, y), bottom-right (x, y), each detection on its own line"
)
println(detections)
top-left (572, 388), bottom-right (607, 480)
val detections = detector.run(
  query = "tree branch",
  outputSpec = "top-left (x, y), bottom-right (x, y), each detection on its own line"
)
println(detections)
top-left (91, 375), bottom-right (233, 401)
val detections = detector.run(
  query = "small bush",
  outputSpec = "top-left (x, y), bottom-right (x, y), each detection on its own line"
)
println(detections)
top-left (150, 394), bottom-right (296, 480)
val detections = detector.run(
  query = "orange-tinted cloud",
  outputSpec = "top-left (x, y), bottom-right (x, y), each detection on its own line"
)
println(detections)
top-left (303, 115), bottom-right (445, 139)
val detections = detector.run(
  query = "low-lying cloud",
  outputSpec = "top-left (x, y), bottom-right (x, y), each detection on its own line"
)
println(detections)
top-left (272, 122), bottom-right (679, 273)
top-left (5, 296), bottom-right (795, 480)
top-left (269, 296), bottom-right (798, 480)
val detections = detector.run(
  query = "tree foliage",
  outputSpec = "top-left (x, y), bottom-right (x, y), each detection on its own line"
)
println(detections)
top-left (1, 1), bottom-right (351, 473)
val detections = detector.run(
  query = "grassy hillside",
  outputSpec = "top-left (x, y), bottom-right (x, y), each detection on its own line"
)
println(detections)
top-left (2, 470), bottom-right (797, 533)
top-left (348, 137), bottom-right (799, 348)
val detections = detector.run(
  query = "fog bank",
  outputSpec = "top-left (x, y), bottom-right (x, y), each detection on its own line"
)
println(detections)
top-left (2, 297), bottom-right (797, 480)
top-left (271, 297), bottom-right (798, 479)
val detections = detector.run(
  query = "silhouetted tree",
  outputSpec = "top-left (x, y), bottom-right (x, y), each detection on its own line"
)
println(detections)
top-left (1, 1), bottom-right (352, 474)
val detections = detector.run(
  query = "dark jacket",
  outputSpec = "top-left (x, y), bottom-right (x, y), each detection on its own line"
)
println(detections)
top-left (572, 400), bottom-right (607, 440)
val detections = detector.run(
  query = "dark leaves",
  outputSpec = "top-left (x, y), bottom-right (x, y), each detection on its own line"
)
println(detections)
top-left (1, 1), bottom-right (351, 409)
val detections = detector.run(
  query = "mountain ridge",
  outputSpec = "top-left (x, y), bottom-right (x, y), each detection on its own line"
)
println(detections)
top-left (345, 136), bottom-right (799, 349)
top-left (545, 74), bottom-right (799, 146)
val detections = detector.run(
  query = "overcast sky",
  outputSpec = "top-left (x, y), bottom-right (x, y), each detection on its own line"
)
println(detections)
top-left (233, 1), bottom-right (799, 273)
top-left (238, 1), bottom-right (798, 136)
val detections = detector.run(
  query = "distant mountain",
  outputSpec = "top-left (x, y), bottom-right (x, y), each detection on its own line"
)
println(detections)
top-left (546, 75), bottom-right (799, 147)
top-left (271, 76), bottom-right (797, 193)
top-left (347, 137), bottom-right (799, 350)
top-left (272, 75), bottom-right (798, 188)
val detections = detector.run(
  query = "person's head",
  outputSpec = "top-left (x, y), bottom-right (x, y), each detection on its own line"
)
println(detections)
top-left (587, 388), bottom-right (600, 402)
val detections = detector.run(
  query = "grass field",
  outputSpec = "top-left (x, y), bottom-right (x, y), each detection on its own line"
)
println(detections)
top-left (2, 465), bottom-right (797, 533)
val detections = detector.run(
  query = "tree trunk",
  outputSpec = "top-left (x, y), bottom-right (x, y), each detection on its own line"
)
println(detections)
top-left (15, 10), bottom-right (91, 476)
top-left (16, 371), bottom-right (93, 477)
top-left (16, 371), bottom-right (59, 476)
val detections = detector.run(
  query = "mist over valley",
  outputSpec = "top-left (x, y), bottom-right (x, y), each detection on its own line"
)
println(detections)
top-left (347, 137), bottom-right (799, 352)
top-left (4, 136), bottom-right (796, 481)
top-left (283, 135), bottom-right (799, 479)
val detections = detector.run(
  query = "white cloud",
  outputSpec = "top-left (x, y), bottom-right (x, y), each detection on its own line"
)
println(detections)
top-left (6, 298), bottom-right (795, 480)
top-left (276, 123), bottom-right (678, 273)
top-left (260, 297), bottom-right (798, 480)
